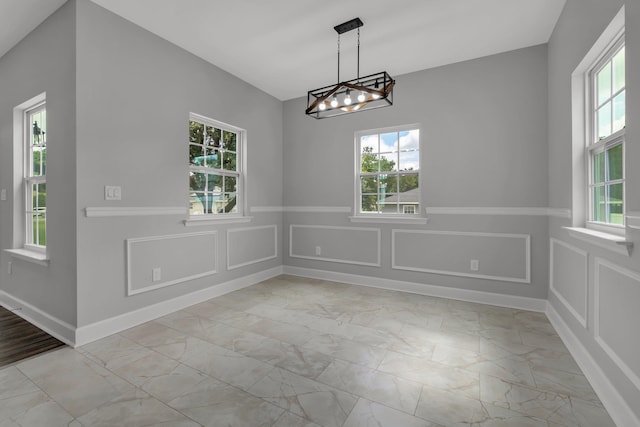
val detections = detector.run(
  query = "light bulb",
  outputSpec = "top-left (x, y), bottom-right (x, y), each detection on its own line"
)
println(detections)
top-left (358, 91), bottom-right (366, 102)
top-left (344, 90), bottom-right (352, 106)
top-left (318, 102), bottom-right (327, 111)
top-left (372, 81), bottom-right (381, 99)
top-left (330, 96), bottom-right (338, 108)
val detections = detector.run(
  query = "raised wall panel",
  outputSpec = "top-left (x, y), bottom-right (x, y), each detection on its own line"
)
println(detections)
top-left (227, 225), bottom-right (277, 270)
top-left (289, 225), bottom-right (381, 267)
top-left (126, 231), bottom-right (217, 295)
top-left (594, 258), bottom-right (640, 390)
top-left (392, 230), bottom-right (530, 283)
top-left (550, 238), bottom-right (588, 327)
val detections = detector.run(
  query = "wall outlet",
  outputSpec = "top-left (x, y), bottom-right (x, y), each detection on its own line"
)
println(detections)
top-left (105, 185), bottom-right (122, 200)
top-left (470, 259), bottom-right (479, 271)
top-left (315, 246), bottom-right (322, 256)
top-left (152, 267), bottom-right (161, 282)
top-left (0, 189), bottom-right (6, 201)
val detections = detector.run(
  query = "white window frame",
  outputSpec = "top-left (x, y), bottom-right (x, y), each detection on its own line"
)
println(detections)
top-left (354, 124), bottom-right (421, 218)
top-left (585, 34), bottom-right (625, 234)
top-left (188, 113), bottom-right (246, 221)
top-left (24, 101), bottom-right (47, 253)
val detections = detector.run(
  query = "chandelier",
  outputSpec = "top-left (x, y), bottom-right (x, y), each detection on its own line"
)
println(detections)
top-left (306, 17), bottom-right (395, 119)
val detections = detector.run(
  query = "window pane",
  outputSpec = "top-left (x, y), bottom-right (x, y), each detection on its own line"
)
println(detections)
top-left (608, 183), bottom-right (624, 224)
top-left (189, 121), bottom-right (203, 144)
top-left (361, 195), bottom-right (378, 213)
top-left (32, 147), bottom-right (46, 176)
top-left (399, 173), bottom-right (419, 194)
top-left (223, 130), bottom-right (237, 152)
top-left (207, 174), bottom-right (222, 193)
top-left (213, 193), bottom-right (237, 214)
top-left (597, 102), bottom-right (612, 140)
top-left (189, 192), bottom-right (207, 215)
top-left (380, 132), bottom-right (398, 152)
top-left (361, 153), bottom-right (379, 173)
top-left (189, 144), bottom-right (204, 166)
top-left (206, 126), bottom-right (221, 149)
top-left (379, 153), bottom-right (398, 171)
top-left (33, 183), bottom-right (46, 246)
top-left (593, 185), bottom-right (606, 222)
top-left (399, 151), bottom-right (419, 171)
top-left (399, 129), bottom-right (419, 151)
top-left (612, 90), bottom-right (625, 133)
top-left (379, 196), bottom-right (398, 214)
top-left (205, 147), bottom-right (221, 169)
top-left (224, 176), bottom-right (237, 192)
top-left (361, 135), bottom-right (378, 154)
top-left (361, 176), bottom-right (378, 194)
top-left (381, 174), bottom-right (398, 193)
top-left (607, 144), bottom-right (623, 181)
top-left (597, 62), bottom-right (611, 106)
top-left (223, 151), bottom-right (237, 171)
top-left (189, 172), bottom-right (206, 192)
top-left (592, 151), bottom-right (605, 183)
top-left (612, 47), bottom-right (625, 94)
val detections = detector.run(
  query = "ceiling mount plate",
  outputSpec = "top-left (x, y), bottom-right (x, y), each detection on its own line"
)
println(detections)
top-left (334, 17), bottom-right (363, 34)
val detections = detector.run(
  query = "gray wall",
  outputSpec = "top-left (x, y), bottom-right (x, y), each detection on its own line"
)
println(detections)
top-left (283, 45), bottom-right (550, 300)
top-left (74, 0), bottom-right (283, 326)
top-left (547, 0), bottom-right (640, 421)
top-left (0, 1), bottom-right (77, 326)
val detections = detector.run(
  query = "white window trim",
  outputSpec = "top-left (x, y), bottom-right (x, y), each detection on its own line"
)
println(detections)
top-left (10, 92), bottom-right (49, 263)
top-left (570, 6), bottom-right (628, 245)
top-left (25, 103), bottom-right (47, 253)
top-left (186, 113), bottom-right (248, 225)
top-left (585, 35), bottom-right (625, 235)
top-left (353, 123), bottom-right (422, 219)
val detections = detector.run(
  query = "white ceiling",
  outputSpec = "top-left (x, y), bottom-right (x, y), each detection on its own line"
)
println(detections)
top-left (1, 0), bottom-right (566, 101)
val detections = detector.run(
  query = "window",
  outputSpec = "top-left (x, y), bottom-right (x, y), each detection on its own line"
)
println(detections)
top-left (356, 125), bottom-right (420, 215)
top-left (188, 114), bottom-right (243, 216)
top-left (587, 36), bottom-right (625, 228)
top-left (25, 103), bottom-right (47, 250)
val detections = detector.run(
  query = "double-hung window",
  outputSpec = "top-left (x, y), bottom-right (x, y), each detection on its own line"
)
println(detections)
top-left (587, 36), bottom-right (625, 229)
top-left (188, 114), bottom-right (243, 217)
top-left (356, 125), bottom-right (420, 215)
top-left (25, 103), bottom-right (47, 250)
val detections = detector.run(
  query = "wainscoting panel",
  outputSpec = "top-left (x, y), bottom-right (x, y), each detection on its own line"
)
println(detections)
top-left (594, 258), bottom-right (640, 390)
top-left (227, 225), bottom-right (277, 270)
top-left (392, 230), bottom-right (530, 283)
top-left (550, 238), bottom-right (588, 327)
top-left (126, 231), bottom-right (217, 295)
top-left (289, 225), bottom-right (381, 267)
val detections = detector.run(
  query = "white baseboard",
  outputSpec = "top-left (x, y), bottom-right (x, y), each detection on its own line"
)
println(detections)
top-left (282, 266), bottom-right (546, 312)
top-left (0, 291), bottom-right (76, 347)
top-left (546, 302), bottom-right (640, 427)
top-left (74, 266), bottom-right (283, 347)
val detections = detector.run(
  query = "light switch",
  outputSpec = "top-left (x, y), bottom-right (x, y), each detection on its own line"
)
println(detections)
top-left (0, 189), bottom-right (6, 201)
top-left (105, 185), bottom-right (122, 200)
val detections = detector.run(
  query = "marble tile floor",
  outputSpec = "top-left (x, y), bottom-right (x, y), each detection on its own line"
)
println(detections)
top-left (0, 275), bottom-right (617, 427)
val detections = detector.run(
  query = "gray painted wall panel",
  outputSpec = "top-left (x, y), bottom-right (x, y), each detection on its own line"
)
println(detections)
top-left (227, 225), bottom-right (277, 270)
top-left (74, 0), bottom-right (283, 326)
top-left (393, 230), bottom-right (529, 283)
top-left (290, 225), bottom-right (380, 267)
top-left (550, 239), bottom-right (587, 326)
top-left (127, 232), bottom-right (217, 295)
top-left (0, 1), bottom-right (77, 326)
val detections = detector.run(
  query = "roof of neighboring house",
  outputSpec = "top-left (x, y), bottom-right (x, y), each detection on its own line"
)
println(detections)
top-left (382, 187), bottom-right (419, 204)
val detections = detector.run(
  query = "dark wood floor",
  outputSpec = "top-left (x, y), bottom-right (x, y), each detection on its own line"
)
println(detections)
top-left (0, 306), bottom-right (65, 368)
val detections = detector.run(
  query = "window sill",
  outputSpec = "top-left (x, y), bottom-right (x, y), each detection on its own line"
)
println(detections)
top-left (349, 215), bottom-right (428, 225)
top-left (564, 227), bottom-right (633, 256)
top-left (5, 248), bottom-right (50, 267)
top-left (184, 216), bottom-right (253, 227)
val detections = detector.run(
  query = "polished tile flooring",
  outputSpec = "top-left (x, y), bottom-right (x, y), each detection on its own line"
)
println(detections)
top-left (0, 275), bottom-right (616, 426)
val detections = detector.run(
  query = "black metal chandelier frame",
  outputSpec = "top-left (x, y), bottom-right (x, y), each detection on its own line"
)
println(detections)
top-left (305, 18), bottom-right (395, 119)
